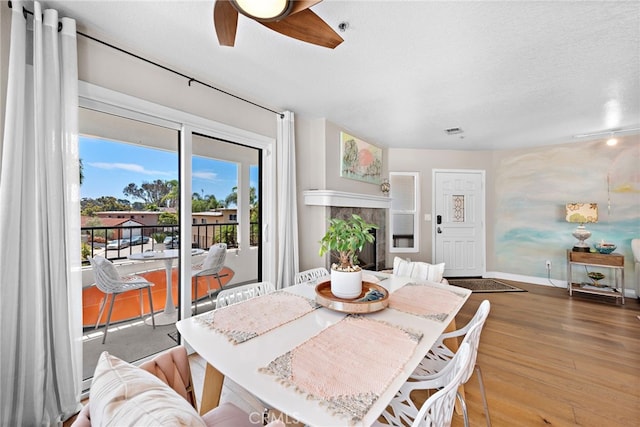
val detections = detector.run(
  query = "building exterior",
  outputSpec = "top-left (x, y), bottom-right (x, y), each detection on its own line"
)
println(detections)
top-left (80, 216), bottom-right (145, 241)
top-left (94, 209), bottom-right (177, 226)
top-left (84, 209), bottom-right (241, 249)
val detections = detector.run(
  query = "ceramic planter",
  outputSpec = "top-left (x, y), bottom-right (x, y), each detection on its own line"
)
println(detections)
top-left (330, 268), bottom-right (363, 299)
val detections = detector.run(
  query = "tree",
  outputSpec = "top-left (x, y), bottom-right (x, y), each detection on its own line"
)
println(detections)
top-left (85, 216), bottom-right (103, 227)
top-left (192, 198), bottom-right (208, 213)
top-left (192, 192), bottom-right (221, 212)
top-left (206, 195), bottom-right (222, 210)
top-left (249, 186), bottom-right (257, 207)
top-left (123, 179), bottom-right (172, 207)
top-left (224, 187), bottom-right (237, 208)
top-left (158, 212), bottom-right (178, 225)
top-left (81, 196), bottom-right (130, 216)
top-left (81, 243), bottom-right (91, 261)
top-left (224, 186), bottom-right (257, 208)
top-left (250, 198), bottom-right (260, 246)
top-left (161, 179), bottom-right (179, 208)
top-left (84, 216), bottom-right (106, 239)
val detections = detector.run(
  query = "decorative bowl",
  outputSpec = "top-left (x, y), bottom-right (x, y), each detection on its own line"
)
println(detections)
top-left (587, 272), bottom-right (605, 286)
top-left (587, 272), bottom-right (604, 281)
top-left (315, 281), bottom-right (389, 313)
top-left (594, 243), bottom-right (616, 254)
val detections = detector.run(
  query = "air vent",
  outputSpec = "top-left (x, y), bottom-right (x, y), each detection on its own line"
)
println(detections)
top-left (444, 127), bottom-right (464, 135)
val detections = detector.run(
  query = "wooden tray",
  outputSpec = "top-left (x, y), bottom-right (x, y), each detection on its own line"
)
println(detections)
top-left (315, 281), bottom-right (389, 314)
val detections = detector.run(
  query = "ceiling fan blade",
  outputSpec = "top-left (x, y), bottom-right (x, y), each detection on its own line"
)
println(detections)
top-left (261, 9), bottom-right (343, 49)
top-left (288, 0), bottom-right (323, 16)
top-left (213, 0), bottom-right (238, 47)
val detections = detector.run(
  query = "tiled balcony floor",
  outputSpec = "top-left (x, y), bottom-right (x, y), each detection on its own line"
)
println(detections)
top-left (82, 298), bottom-right (216, 380)
top-left (82, 259), bottom-right (235, 380)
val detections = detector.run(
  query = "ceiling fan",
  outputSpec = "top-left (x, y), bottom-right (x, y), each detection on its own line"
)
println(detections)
top-left (213, 0), bottom-right (344, 49)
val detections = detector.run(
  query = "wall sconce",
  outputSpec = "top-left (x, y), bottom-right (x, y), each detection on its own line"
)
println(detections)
top-left (566, 203), bottom-right (598, 252)
top-left (380, 178), bottom-right (390, 196)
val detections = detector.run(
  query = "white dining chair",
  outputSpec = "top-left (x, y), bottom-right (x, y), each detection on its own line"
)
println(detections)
top-left (374, 343), bottom-right (472, 427)
top-left (213, 280), bottom-right (277, 420)
top-left (89, 256), bottom-right (156, 344)
top-left (411, 300), bottom-right (492, 427)
top-left (192, 243), bottom-right (228, 314)
top-left (215, 281), bottom-right (275, 308)
top-left (294, 267), bottom-right (329, 285)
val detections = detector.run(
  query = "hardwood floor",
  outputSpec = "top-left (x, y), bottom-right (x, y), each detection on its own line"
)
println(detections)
top-left (448, 281), bottom-right (639, 427)
top-left (189, 282), bottom-right (640, 426)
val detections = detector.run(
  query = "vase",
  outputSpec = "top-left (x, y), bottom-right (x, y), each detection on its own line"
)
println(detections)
top-left (155, 243), bottom-right (165, 253)
top-left (330, 268), bottom-right (363, 299)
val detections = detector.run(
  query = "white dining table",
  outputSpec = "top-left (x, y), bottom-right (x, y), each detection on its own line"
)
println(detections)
top-left (176, 275), bottom-right (471, 426)
top-left (129, 248), bottom-right (205, 325)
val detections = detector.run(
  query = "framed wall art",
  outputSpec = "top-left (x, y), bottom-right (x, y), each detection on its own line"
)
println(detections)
top-left (340, 132), bottom-right (382, 184)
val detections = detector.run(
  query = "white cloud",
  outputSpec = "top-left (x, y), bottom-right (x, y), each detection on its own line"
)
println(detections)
top-left (193, 171), bottom-right (218, 181)
top-left (88, 162), bottom-right (172, 176)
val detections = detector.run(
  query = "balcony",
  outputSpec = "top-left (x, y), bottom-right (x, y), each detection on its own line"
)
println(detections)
top-left (81, 222), bottom-right (257, 382)
top-left (82, 222), bottom-right (259, 263)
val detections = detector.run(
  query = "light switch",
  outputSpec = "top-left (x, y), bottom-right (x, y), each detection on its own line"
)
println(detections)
top-left (424, 214), bottom-right (432, 221)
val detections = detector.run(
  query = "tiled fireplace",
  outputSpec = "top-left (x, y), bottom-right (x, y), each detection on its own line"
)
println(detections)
top-left (330, 206), bottom-right (387, 271)
top-left (303, 190), bottom-right (391, 271)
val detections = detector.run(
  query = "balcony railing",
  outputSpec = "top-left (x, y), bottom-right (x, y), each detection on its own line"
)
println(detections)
top-left (81, 222), bottom-right (259, 263)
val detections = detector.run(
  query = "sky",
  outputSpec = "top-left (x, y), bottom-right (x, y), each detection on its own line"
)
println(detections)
top-left (80, 136), bottom-right (258, 204)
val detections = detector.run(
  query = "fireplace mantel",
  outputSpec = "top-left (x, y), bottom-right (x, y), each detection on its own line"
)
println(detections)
top-left (303, 190), bottom-right (391, 209)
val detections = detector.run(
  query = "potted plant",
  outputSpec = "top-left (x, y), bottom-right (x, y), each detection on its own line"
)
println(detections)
top-left (152, 232), bottom-right (166, 252)
top-left (319, 214), bottom-right (378, 299)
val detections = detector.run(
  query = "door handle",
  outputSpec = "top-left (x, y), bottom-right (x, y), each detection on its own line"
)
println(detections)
top-left (437, 227), bottom-right (442, 234)
top-left (436, 215), bottom-right (442, 224)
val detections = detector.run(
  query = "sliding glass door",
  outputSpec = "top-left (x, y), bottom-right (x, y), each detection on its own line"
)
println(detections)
top-left (79, 107), bottom-right (181, 384)
top-left (78, 105), bottom-right (264, 392)
top-left (187, 132), bottom-right (261, 314)
top-left (77, 82), bottom-right (274, 394)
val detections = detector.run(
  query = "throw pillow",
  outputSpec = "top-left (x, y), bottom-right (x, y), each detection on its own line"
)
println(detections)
top-left (392, 256), bottom-right (414, 277)
top-left (90, 351), bottom-right (205, 427)
top-left (411, 262), bottom-right (446, 283)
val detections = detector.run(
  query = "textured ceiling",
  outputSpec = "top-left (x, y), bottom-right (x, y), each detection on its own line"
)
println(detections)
top-left (44, 0), bottom-right (640, 150)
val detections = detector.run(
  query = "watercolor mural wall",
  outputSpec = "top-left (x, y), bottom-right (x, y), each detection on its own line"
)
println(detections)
top-left (492, 136), bottom-right (639, 291)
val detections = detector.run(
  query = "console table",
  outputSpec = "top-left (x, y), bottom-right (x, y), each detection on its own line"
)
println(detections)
top-left (567, 250), bottom-right (625, 304)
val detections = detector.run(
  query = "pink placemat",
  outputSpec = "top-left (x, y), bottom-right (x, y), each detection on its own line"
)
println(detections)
top-left (197, 291), bottom-right (320, 344)
top-left (388, 282), bottom-right (467, 322)
top-left (260, 315), bottom-right (422, 424)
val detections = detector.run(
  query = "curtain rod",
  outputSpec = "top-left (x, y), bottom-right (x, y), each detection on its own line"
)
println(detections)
top-left (7, 1), bottom-right (285, 119)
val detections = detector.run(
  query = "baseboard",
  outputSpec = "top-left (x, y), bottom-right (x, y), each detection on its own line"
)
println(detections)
top-left (484, 271), bottom-right (566, 288)
top-left (485, 271), bottom-right (638, 299)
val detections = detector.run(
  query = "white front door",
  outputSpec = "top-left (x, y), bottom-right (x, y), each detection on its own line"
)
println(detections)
top-left (433, 170), bottom-right (485, 277)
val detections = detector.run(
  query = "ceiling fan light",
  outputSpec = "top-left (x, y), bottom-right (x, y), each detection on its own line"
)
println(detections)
top-left (232, 0), bottom-right (292, 21)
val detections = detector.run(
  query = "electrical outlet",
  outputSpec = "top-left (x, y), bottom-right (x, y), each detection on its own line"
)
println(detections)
top-left (545, 260), bottom-right (552, 270)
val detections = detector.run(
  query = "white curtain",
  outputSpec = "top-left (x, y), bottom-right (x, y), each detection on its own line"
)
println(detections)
top-left (0, 1), bottom-right (82, 424)
top-left (276, 111), bottom-right (299, 288)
